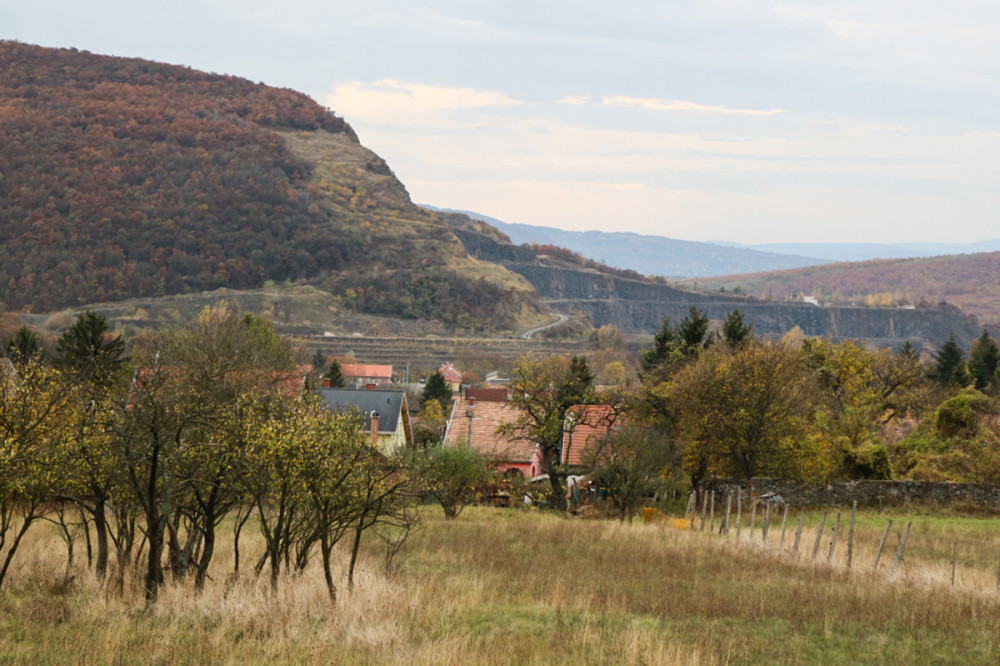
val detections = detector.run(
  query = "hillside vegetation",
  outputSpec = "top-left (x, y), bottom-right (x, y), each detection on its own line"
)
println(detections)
top-left (0, 42), bottom-right (544, 332)
top-left (697, 252), bottom-right (1000, 328)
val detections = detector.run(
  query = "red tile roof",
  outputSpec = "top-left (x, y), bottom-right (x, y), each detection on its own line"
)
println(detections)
top-left (561, 404), bottom-right (621, 467)
top-left (445, 396), bottom-right (535, 464)
top-left (464, 388), bottom-right (508, 403)
top-left (437, 363), bottom-right (464, 384)
top-left (341, 364), bottom-right (393, 379)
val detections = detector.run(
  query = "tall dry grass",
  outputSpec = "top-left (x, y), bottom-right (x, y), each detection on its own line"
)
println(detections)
top-left (1, 506), bottom-right (999, 664)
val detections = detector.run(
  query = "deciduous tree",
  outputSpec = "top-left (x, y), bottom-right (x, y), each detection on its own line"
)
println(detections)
top-left (500, 355), bottom-right (595, 510)
top-left (672, 342), bottom-right (819, 481)
top-left (582, 424), bottom-right (683, 523)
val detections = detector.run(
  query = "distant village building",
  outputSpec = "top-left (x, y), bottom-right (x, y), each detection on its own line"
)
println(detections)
top-left (484, 371), bottom-right (509, 387)
top-left (444, 395), bottom-right (540, 478)
top-left (316, 387), bottom-right (412, 454)
top-left (436, 362), bottom-right (464, 392)
top-left (561, 404), bottom-right (622, 471)
top-left (340, 363), bottom-right (393, 389)
top-left (463, 387), bottom-right (508, 404)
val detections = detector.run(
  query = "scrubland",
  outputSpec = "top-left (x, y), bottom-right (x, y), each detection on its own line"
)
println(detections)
top-left (2, 506), bottom-right (999, 665)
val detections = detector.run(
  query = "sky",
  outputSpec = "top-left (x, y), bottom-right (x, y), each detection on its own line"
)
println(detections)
top-left (3, 1), bottom-right (1000, 244)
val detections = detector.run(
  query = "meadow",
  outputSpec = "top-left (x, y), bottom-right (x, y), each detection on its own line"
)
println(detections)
top-left (2, 505), bottom-right (1000, 665)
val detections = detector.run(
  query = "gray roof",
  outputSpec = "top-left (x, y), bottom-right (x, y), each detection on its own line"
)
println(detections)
top-left (315, 388), bottom-right (406, 434)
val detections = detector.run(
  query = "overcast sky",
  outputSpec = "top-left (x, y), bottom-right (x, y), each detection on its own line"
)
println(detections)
top-left (4, 1), bottom-right (1000, 244)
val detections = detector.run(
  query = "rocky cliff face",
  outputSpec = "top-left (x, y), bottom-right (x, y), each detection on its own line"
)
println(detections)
top-left (451, 225), bottom-right (982, 348)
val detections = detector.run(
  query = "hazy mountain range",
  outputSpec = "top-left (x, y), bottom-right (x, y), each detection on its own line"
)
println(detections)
top-left (427, 207), bottom-right (1000, 277)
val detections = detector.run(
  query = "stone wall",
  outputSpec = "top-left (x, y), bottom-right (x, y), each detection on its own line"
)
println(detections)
top-left (701, 478), bottom-right (1000, 509)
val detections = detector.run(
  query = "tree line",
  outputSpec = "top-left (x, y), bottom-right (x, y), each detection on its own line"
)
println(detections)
top-left (498, 308), bottom-right (1000, 521)
top-left (0, 306), bottom-right (416, 601)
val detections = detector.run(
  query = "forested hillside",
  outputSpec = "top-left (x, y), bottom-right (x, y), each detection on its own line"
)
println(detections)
top-left (698, 252), bottom-right (1000, 329)
top-left (0, 42), bottom-right (543, 330)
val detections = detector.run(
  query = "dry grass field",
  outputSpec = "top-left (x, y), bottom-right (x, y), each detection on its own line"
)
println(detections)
top-left (2, 506), bottom-right (1000, 665)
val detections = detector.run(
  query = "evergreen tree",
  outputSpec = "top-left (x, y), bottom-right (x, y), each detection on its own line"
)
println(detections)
top-left (722, 309), bottom-right (753, 348)
top-left (4, 326), bottom-right (43, 363)
top-left (557, 355), bottom-right (595, 411)
top-left (641, 317), bottom-right (678, 372)
top-left (678, 306), bottom-right (709, 352)
top-left (311, 349), bottom-right (328, 375)
top-left (897, 339), bottom-right (918, 361)
top-left (420, 371), bottom-right (452, 412)
top-left (968, 329), bottom-right (1000, 394)
top-left (929, 333), bottom-right (970, 388)
top-left (324, 359), bottom-right (346, 387)
top-left (55, 311), bottom-right (126, 381)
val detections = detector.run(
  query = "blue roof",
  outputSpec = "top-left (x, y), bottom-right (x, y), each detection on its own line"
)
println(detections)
top-left (315, 388), bottom-right (407, 434)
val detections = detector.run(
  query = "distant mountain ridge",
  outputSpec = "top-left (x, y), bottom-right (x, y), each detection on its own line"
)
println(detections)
top-left (424, 207), bottom-right (832, 278)
top-left (711, 240), bottom-right (1000, 262)
top-left (695, 252), bottom-right (1000, 330)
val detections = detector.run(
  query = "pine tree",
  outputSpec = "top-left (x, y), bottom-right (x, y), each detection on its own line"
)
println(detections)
top-left (420, 371), bottom-right (452, 412)
top-left (641, 317), bottom-right (678, 372)
top-left (56, 310), bottom-right (126, 381)
top-left (929, 333), bottom-right (970, 388)
top-left (4, 326), bottom-right (43, 363)
top-left (722, 309), bottom-right (753, 348)
top-left (897, 339), bottom-right (918, 361)
top-left (324, 359), bottom-right (346, 388)
top-left (678, 306), bottom-right (709, 352)
top-left (311, 349), bottom-right (328, 376)
top-left (968, 329), bottom-right (1000, 394)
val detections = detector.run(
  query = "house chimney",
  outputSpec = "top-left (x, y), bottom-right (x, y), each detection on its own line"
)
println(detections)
top-left (323, 377), bottom-right (331, 388)
top-left (370, 411), bottom-right (380, 448)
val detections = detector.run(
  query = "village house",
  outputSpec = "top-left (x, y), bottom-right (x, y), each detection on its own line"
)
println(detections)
top-left (444, 394), bottom-right (540, 478)
top-left (316, 387), bottom-right (412, 455)
top-left (340, 363), bottom-right (393, 389)
top-left (561, 404), bottom-right (622, 472)
top-left (436, 362), bottom-right (464, 393)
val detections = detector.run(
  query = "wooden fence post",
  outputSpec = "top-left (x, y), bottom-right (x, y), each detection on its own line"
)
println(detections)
top-left (847, 501), bottom-right (856, 568)
top-left (779, 505), bottom-right (789, 548)
top-left (793, 507), bottom-right (805, 552)
top-left (749, 498), bottom-right (757, 539)
top-left (873, 519), bottom-right (893, 569)
top-left (828, 512), bottom-right (840, 562)
top-left (688, 490), bottom-right (696, 530)
top-left (736, 488), bottom-right (742, 541)
top-left (892, 521), bottom-right (912, 573)
top-left (722, 492), bottom-right (732, 535)
top-left (812, 511), bottom-right (827, 560)
top-left (762, 503), bottom-right (771, 542)
top-left (710, 491), bottom-right (715, 533)
top-left (700, 491), bottom-right (708, 531)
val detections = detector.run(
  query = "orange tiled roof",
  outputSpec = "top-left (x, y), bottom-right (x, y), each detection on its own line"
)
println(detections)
top-left (437, 363), bottom-right (464, 383)
top-left (464, 388), bottom-right (508, 403)
top-left (445, 396), bottom-right (535, 464)
top-left (562, 404), bottom-right (621, 466)
top-left (340, 364), bottom-right (393, 379)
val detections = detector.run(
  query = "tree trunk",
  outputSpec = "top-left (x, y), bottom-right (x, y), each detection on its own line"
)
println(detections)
top-left (348, 512), bottom-right (367, 591)
top-left (93, 498), bottom-right (109, 581)
top-left (144, 514), bottom-right (165, 602)
top-left (320, 531), bottom-right (336, 601)
top-left (542, 447), bottom-right (566, 510)
top-left (194, 523), bottom-right (215, 591)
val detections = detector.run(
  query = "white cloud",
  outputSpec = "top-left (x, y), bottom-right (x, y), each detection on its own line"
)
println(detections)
top-left (603, 95), bottom-right (783, 116)
top-left (327, 80), bottom-right (522, 127)
top-left (557, 95), bottom-right (591, 105)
